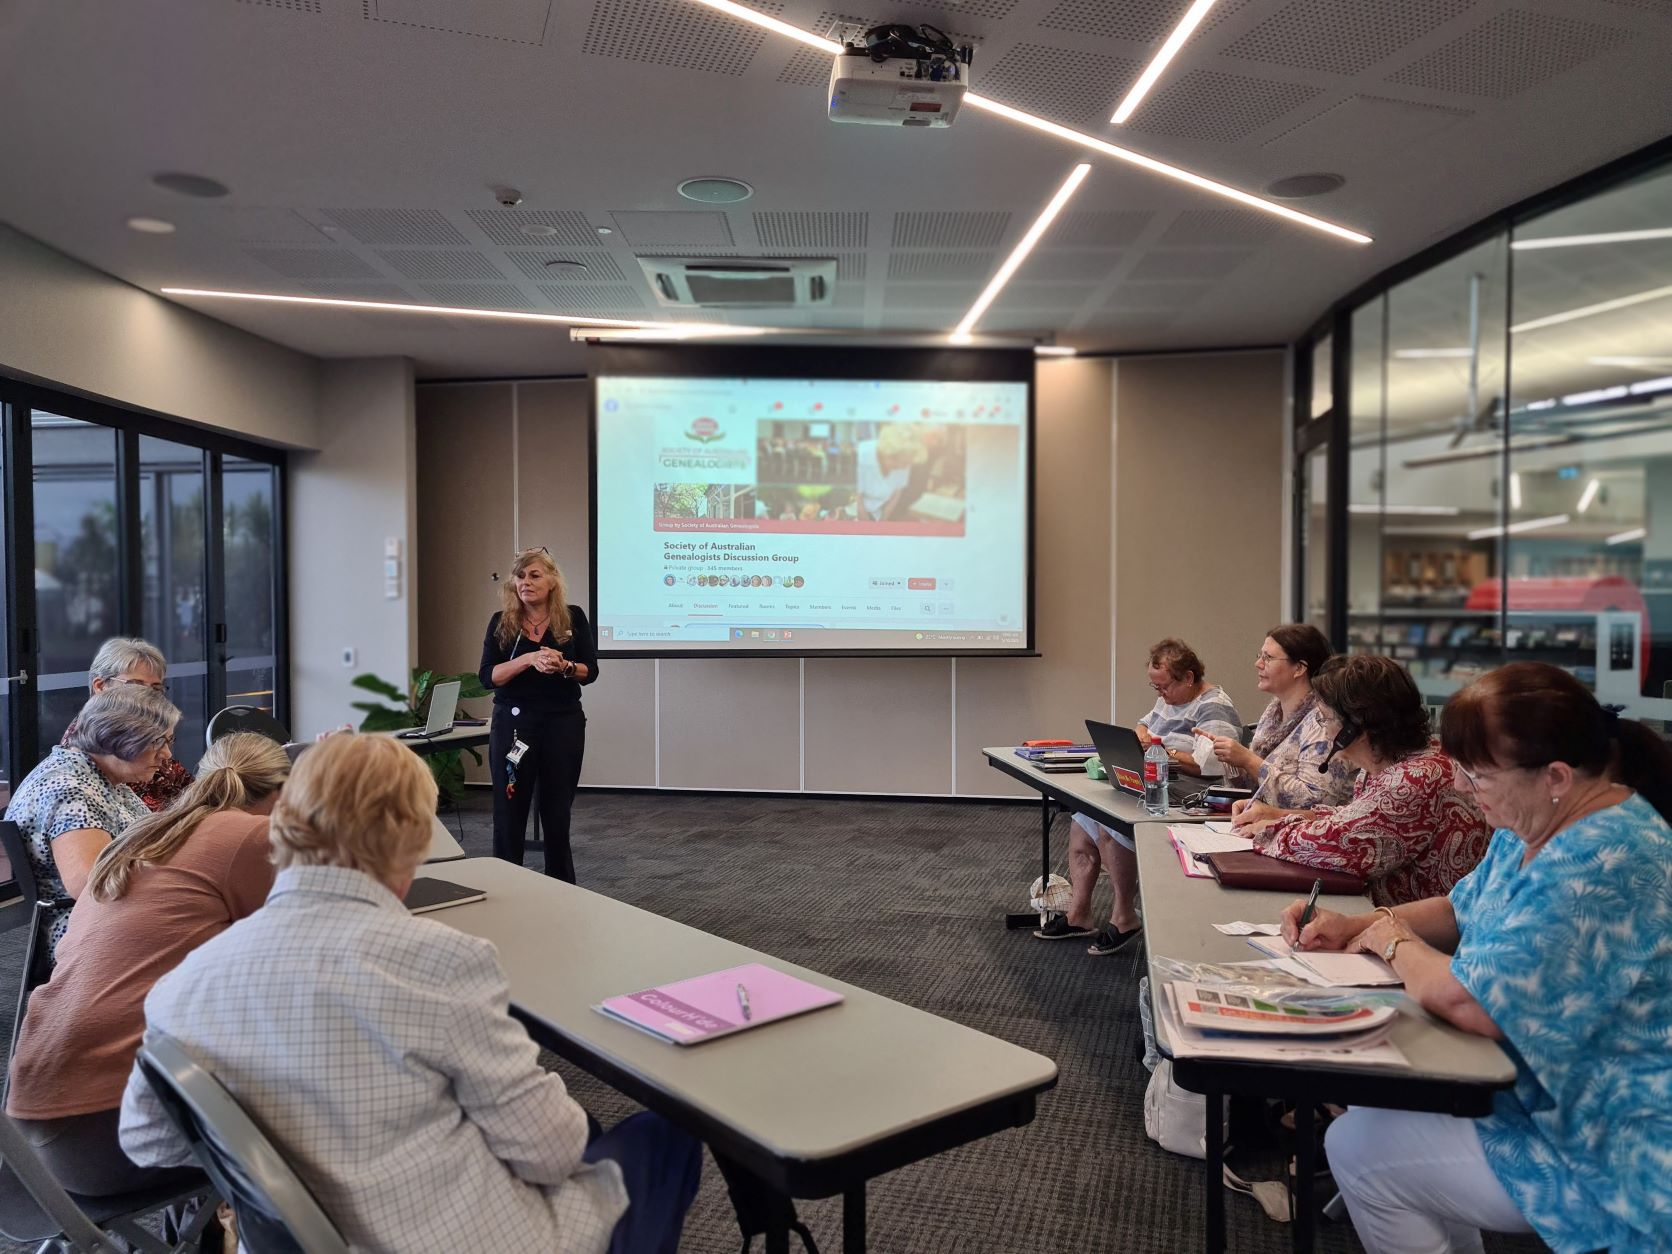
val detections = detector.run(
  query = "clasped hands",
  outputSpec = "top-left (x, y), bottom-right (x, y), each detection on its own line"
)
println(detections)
top-left (531, 646), bottom-right (574, 677)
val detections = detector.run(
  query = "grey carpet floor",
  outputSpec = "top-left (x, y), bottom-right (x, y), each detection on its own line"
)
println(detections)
top-left (0, 790), bottom-right (1547, 1253)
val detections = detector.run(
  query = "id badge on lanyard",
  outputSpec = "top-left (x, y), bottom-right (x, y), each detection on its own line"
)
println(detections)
top-left (505, 725), bottom-right (529, 798)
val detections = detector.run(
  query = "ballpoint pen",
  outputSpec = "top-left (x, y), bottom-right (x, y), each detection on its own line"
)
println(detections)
top-left (1297, 878), bottom-right (1323, 935)
top-left (735, 982), bottom-right (752, 1022)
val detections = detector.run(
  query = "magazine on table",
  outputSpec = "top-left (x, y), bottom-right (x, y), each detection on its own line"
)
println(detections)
top-left (1167, 980), bottom-right (1398, 1036)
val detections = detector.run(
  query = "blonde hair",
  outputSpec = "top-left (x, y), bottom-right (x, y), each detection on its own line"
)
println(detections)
top-left (87, 733), bottom-right (290, 903)
top-left (495, 548), bottom-right (573, 649)
top-left (268, 734), bottom-right (436, 882)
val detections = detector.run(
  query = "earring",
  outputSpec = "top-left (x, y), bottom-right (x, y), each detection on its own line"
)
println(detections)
top-left (1551, 796), bottom-right (1559, 805)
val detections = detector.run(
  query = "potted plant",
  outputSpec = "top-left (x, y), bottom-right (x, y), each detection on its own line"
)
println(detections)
top-left (350, 668), bottom-right (488, 805)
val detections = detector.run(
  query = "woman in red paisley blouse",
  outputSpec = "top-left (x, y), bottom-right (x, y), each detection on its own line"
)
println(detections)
top-left (1230, 654), bottom-right (1489, 906)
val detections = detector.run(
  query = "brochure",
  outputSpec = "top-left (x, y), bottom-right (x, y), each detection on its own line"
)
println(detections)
top-left (595, 962), bottom-right (843, 1046)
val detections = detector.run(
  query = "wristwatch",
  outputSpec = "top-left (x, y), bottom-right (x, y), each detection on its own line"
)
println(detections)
top-left (1382, 931), bottom-right (1411, 963)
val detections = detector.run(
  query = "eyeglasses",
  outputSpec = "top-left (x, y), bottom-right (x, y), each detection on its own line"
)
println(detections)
top-left (1255, 651), bottom-right (1291, 666)
top-left (512, 546), bottom-right (552, 561)
top-left (117, 677), bottom-right (167, 692)
top-left (1453, 762), bottom-right (1519, 792)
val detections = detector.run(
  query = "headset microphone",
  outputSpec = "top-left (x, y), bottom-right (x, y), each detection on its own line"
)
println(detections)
top-left (1318, 720), bottom-right (1361, 774)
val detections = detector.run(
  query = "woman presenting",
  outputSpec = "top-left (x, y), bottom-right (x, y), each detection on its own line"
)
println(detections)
top-left (478, 548), bottom-right (598, 882)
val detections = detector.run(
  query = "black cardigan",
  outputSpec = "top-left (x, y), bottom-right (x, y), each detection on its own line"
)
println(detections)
top-left (478, 606), bottom-right (599, 713)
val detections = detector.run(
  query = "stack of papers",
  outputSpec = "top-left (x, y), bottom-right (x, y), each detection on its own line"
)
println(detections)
top-left (1247, 936), bottom-right (1404, 988)
top-left (1169, 825), bottom-right (1254, 858)
top-left (1158, 981), bottom-right (1409, 1068)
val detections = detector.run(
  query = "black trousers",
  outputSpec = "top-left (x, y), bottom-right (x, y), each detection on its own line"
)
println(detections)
top-left (490, 705), bottom-right (586, 882)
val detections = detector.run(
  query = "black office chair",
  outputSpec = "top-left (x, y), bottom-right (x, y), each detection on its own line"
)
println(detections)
top-left (0, 1104), bottom-right (218, 1254)
top-left (204, 706), bottom-right (290, 751)
top-left (135, 1036), bottom-right (350, 1254)
top-left (3, 903), bottom-right (58, 1109)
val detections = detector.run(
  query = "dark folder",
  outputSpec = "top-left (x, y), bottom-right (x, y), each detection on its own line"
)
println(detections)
top-left (1201, 851), bottom-right (1366, 896)
top-left (403, 877), bottom-right (486, 915)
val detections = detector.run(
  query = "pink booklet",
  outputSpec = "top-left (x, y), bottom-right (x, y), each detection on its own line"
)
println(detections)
top-left (595, 962), bottom-right (844, 1046)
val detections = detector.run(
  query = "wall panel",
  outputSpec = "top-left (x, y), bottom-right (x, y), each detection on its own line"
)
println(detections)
top-left (803, 658), bottom-right (952, 794)
top-left (657, 658), bottom-right (800, 791)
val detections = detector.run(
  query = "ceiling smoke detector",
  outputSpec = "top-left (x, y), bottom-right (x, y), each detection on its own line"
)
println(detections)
top-left (542, 258), bottom-right (589, 272)
top-left (1265, 172), bottom-right (1346, 199)
top-left (678, 177), bottom-right (754, 204)
top-left (519, 224), bottom-right (561, 238)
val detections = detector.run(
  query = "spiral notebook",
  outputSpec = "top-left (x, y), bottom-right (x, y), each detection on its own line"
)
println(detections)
top-left (595, 963), bottom-right (844, 1046)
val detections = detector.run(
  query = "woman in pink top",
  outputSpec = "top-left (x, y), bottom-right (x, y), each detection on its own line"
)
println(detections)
top-left (1231, 655), bottom-right (1490, 906)
top-left (6, 733), bottom-right (288, 1196)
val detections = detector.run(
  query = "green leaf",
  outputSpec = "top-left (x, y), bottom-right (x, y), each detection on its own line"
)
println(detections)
top-left (350, 673), bottom-right (405, 702)
top-left (356, 708), bottom-right (414, 733)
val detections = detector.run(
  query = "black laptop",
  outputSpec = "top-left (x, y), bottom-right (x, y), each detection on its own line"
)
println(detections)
top-left (1085, 719), bottom-right (1204, 805)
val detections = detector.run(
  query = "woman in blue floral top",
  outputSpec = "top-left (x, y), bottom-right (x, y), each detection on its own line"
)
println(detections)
top-left (1282, 663), bottom-right (1672, 1254)
top-left (1200, 623), bottom-right (1356, 811)
top-left (6, 686), bottom-right (180, 955)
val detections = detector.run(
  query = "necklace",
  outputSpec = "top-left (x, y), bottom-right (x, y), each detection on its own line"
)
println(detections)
top-left (522, 611), bottom-right (551, 639)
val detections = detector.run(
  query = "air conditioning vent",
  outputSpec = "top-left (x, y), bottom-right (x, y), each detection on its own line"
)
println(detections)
top-left (635, 256), bottom-right (837, 307)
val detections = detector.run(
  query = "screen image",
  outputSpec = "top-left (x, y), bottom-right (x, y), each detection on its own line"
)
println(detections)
top-left (594, 371), bottom-right (1031, 654)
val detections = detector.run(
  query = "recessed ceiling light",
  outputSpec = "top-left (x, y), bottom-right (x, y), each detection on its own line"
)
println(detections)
top-left (542, 259), bottom-right (589, 272)
top-left (127, 217), bottom-right (176, 234)
top-left (1393, 347), bottom-right (1472, 359)
top-left (519, 224), bottom-right (562, 238)
top-left (681, 0), bottom-right (1371, 244)
top-left (678, 176), bottom-right (754, 204)
top-left (596, 227), bottom-right (613, 236)
top-left (1265, 172), bottom-right (1346, 200)
top-left (951, 163), bottom-right (1091, 343)
top-left (1607, 527), bottom-right (1647, 546)
top-left (1512, 281), bottom-right (1672, 333)
top-left (1035, 345), bottom-right (1076, 357)
top-left (1109, 0), bottom-right (1218, 124)
top-left (1466, 513), bottom-right (1569, 541)
top-left (151, 172), bottom-right (230, 199)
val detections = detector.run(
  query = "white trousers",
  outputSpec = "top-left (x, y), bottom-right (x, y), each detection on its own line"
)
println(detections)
top-left (1327, 1107), bottom-right (1534, 1254)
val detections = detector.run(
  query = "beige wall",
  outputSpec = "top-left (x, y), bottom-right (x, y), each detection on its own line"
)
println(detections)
top-left (289, 358), bottom-right (419, 736)
top-left (0, 225), bottom-right (321, 449)
top-left (414, 353), bottom-right (1285, 797)
top-left (1112, 352), bottom-right (1286, 727)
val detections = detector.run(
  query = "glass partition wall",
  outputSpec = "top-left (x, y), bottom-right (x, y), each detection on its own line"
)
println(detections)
top-left (1299, 144), bottom-right (1672, 727)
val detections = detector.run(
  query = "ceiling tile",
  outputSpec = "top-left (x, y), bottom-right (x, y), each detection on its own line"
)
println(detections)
top-left (365, 0), bottom-right (552, 44)
top-left (1046, 210), bottom-right (1154, 248)
top-left (377, 249), bottom-right (507, 280)
top-left (1129, 248), bottom-right (1255, 279)
top-left (777, 9), bottom-right (868, 85)
top-left (891, 211), bottom-right (1012, 249)
top-left (238, 0), bottom-right (321, 12)
top-left (417, 282), bottom-right (533, 308)
top-left (1125, 68), bottom-right (1323, 142)
top-left (300, 281), bottom-right (413, 301)
top-left (981, 42), bottom-right (1143, 129)
top-left (883, 283), bottom-right (981, 309)
top-left (243, 247), bottom-right (379, 280)
top-left (759, 252), bottom-right (867, 279)
top-left (1385, 9), bottom-right (1632, 98)
top-left (208, 207), bottom-right (329, 244)
top-left (323, 208), bottom-right (467, 246)
top-left (1159, 207), bottom-right (1281, 245)
top-left (1262, 93), bottom-right (1472, 152)
top-left (754, 210), bottom-right (867, 249)
top-left (611, 210), bottom-right (735, 247)
top-left (467, 209), bottom-right (599, 247)
top-left (886, 251), bottom-right (998, 280)
top-left (1038, 0), bottom-right (1198, 42)
top-left (538, 282), bottom-right (646, 311)
top-left (502, 251), bottom-right (627, 280)
top-left (1222, 0), bottom-right (1475, 76)
top-left (1020, 249), bottom-right (1125, 281)
top-left (582, 0), bottom-right (785, 75)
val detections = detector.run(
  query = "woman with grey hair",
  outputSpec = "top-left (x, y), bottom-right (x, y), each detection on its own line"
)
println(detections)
top-left (8, 685), bottom-right (182, 954)
top-left (57, 637), bottom-right (192, 811)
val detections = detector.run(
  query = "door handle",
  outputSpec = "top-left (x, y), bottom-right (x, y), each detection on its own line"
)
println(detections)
top-left (1, 669), bottom-right (28, 684)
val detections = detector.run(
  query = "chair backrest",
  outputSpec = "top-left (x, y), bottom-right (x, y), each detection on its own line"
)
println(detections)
top-left (0, 1108), bottom-right (123, 1252)
top-left (204, 706), bottom-right (290, 751)
top-left (134, 1036), bottom-right (350, 1254)
top-left (4, 903), bottom-right (58, 1107)
top-left (0, 821), bottom-right (39, 911)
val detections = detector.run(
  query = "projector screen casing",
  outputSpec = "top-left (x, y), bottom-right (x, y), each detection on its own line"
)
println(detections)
top-left (589, 344), bottom-right (1036, 659)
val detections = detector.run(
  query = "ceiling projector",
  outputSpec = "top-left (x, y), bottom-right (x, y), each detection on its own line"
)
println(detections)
top-left (828, 23), bottom-right (973, 128)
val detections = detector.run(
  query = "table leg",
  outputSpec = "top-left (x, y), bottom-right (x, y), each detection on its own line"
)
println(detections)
top-left (844, 1183), bottom-right (867, 1254)
top-left (1204, 1088), bottom-right (1225, 1254)
top-left (765, 1224), bottom-right (790, 1254)
top-left (1005, 794), bottom-right (1060, 928)
top-left (1293, 1098), bottom-right (1316, 1254)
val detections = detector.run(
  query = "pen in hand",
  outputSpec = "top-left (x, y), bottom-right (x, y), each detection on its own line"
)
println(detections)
top-left (735, 982), bottom-right (752, 1022)
top-left (1296, 878), bottom-right (1323, 943)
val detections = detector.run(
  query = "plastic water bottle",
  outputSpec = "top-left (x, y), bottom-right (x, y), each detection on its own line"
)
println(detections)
top-left (1143, 738), bottom-right (1170, 816)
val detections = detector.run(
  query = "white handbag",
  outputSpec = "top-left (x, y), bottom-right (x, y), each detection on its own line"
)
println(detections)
top-left (1143, 1060), bottom-right (1229, 1160)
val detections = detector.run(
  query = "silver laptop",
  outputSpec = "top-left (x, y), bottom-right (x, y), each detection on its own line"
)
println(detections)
top-left (396, 679), bottom-right (461, 740)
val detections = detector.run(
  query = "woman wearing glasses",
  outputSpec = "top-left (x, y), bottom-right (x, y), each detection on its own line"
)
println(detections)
top-left (56, 637), bottom-right (193, 811)
top-left (1198, 622), bottom-right (1355, 810)
top-left (1230, 655), bottom-right (1489, 906)
top-left (478, 548), bottom-right (598, 882)
top-left (6, 685), bottom-right (182, 954)
top-left (1283, 663), bottom-right (1672, 1254)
